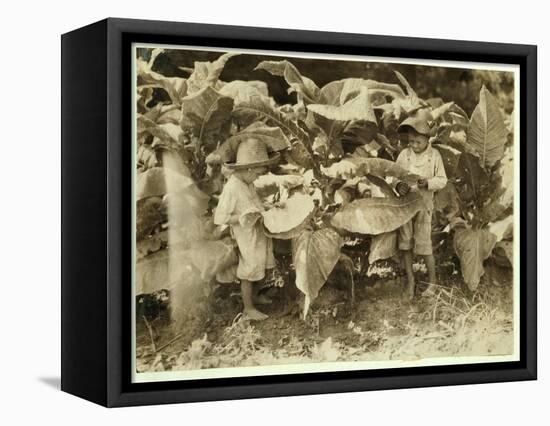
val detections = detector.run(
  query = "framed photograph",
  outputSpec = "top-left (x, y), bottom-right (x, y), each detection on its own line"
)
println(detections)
top-left (61, 18), bottom-right (537, 407)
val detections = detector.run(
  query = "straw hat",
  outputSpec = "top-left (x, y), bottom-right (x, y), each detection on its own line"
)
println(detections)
top-left (225, 138), bottom-right (280, 170)
top-left (397, 108), bottom-right (436, 136)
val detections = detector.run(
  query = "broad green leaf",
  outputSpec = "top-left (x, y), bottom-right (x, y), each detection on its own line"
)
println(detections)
top-left (255, 60), bottom-right (321, 104)
top-left (331, 192), bottom-right (426, 235)
top-left (434, 144), bottom-right (461, 178)
top-left (431, 101), bottom-right (455, 121)
top-left (434, 181), bottom-right (460, 221)
top-left (233, 95), bottom-right (312, 148)
top-left (292, 228), bottom-right (343, 310)
top-left (369, 232), bottom-right (397, 263)
top-left (136, 56), bottom-right (188, 106)
top-left (365, 173), bottom-right (397, 198)
top-left (341, 121), bottom-right (379, 147)
top-left (138, 115), bottom-right (182, 145)
top-left (180, 86), bottom-right (234, 145)
top-left (219, 80), bottom-right (270, 105)
top-left (307, 88), bottom-right (377, 123)
top-left (467, 85), bottom-right (507, 168)
top-left (262, 192), bottom-right (315, 234)
top-left (479, 148), bottom-right (514, 221)
top-left (453, 227), bottom-right (497, 291)
top-left (394, 70), bottom-right (418, 98)
top-left (319, 78), bottom-right (405, 106)
top-left (186, 52), bottom-right (239, 94)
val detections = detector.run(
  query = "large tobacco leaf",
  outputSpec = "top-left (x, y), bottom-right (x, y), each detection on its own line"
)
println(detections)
top-left (180, 86), bottom-right (234, 145)
top-left (255, 60), bottom-right (321, 104)
top-left (136, 50), bottom-right (188, 106)
top-left (233, 95), bottom-right (312, 149)
top-left (262, 193), bottom-right (315, 234)
top-left (434, 144), bottom-right (462, 178)
top-left (479, 148), bottom-right (514, 222)
top-left (453, 227), bottom-right (498, 291)
top-left (308, 88), bottom-right (377, 123)
top-left (185, 52), bottom-right (239, 94)
top-left (319, 78), bottom-right (405, 106)
top-left (219, 80), bottom-right (270, 106)
top-left (331, 192), bottom-right (425, 235)
top-left (292, 228), bottom-right (343, 317)
top-left (467, 85), bottom-right (507, 169)
top-left (368, 231), bottom-right (397, 263)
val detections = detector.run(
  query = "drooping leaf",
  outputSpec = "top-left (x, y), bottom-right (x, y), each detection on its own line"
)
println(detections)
top-left (433, 144), bottom-right (461, 178)
top-left (479, 148), bottom-right (514, 221)
top-left (453, 227), bottom-right (497, 291)
top-left (467, 85), bottom-right (507, 168)
top-left (136, 55), bottom-right (188, 106)
top-left (262, 193), bottom-right (315, 234)
top-left (433, 181), bottom-right (460, 221)
top-left (431, 101), bottom-right (455, 121)
top-left (292, 228), bottom-right (343, 310)
top-left (319, 78), bottom-right (405, 107)
top-left (255, 60), bottom-right (321, 104)
top-left (341, 120), bottom-right (379, 147)
top-left (186, 52), bottom-right (239, 94)
top-left (307, 88), bottom-right (377, 123)
top-left (180, 86), bottom-right (234, 145)
top-left (219, 80), bottom-right (270, 105)
top-left (233, 95), bottom-right (312, 148)
top-left (369, 232), bottom-right (397, 263)
top-left (331, 192), bottom-right (426, 235)
top-left (365, 174), bottom-right (397, 198)
top-left (394, 70), bottom-right (418, 98)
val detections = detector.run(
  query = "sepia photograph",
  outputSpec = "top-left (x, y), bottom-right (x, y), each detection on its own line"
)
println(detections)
top-left (132, 44), bottom-right (519, 382)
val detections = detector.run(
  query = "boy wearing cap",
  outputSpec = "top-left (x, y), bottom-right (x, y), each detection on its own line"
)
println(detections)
top-left (394, 109), bottom-right (447, 300)
top-left (214, 138), bottom-right (279, 320)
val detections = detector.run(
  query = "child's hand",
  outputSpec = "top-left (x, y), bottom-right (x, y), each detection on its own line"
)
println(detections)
top-left (396, 181), bottom-right (411, 196)
top-left (417, 179), bottom-right (428, 189)
top-left (239, 211), bottom-right (262, 228)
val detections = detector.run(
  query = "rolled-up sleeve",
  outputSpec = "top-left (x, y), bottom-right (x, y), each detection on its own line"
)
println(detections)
top-left (427, 149), bottom-right (447, 191)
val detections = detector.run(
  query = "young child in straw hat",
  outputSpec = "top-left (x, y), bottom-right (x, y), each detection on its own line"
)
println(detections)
top-left (213, 138), bottom-right (280, 321)
top-left (393, 108), bottom-right (447, 300)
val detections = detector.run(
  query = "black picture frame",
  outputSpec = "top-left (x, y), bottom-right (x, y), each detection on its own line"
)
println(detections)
top-left (61, 17), bottom-right (537, 407)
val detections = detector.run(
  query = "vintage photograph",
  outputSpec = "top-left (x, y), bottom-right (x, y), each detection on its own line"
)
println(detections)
top-left (133, 45), bottom-right (518, 381)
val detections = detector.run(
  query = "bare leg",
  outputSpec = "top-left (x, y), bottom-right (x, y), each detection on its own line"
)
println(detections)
top-left (422, 254), bottom-right (437, 294)
top-left (402, 250), bottom-right (415, 300)
top-left (241, 279), bottom-right (268, 321)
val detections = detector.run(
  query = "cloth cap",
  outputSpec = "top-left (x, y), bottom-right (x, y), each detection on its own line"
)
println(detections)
top-left (398, 108), bottom-right (436, 136)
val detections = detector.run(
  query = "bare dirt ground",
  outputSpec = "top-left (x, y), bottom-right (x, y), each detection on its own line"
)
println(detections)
top-left (135, 258), bottom-right (513, 373)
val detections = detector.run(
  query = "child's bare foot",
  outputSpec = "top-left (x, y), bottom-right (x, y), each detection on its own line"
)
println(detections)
top-left (244, 308), bottom-right (269, 321)
top-left (405, 281), bottom-right (415, 301)
top-left (254, 293), bottom-right (273, 305)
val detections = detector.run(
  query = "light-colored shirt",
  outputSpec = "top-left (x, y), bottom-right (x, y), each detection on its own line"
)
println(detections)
top-left (214, 174), bottom-right (275, 281)
top-left (394, 145), bottom-right (447, 209)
